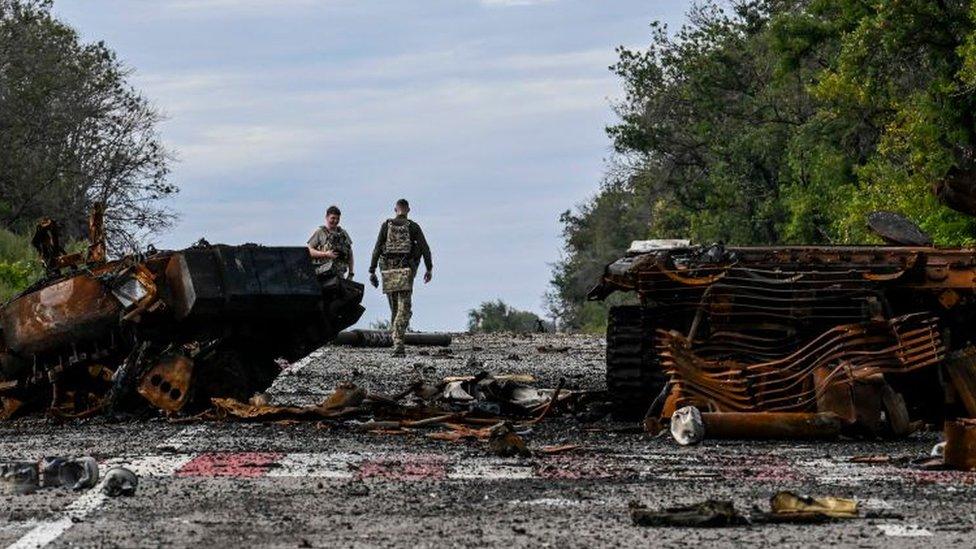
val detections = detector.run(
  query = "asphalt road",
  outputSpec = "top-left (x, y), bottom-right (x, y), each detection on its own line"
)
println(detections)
top-left (0, 333), bottom-right (973, 548)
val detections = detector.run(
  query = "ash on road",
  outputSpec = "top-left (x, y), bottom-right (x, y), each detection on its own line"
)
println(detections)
top-left (0, 334), bottom-right (972, 548)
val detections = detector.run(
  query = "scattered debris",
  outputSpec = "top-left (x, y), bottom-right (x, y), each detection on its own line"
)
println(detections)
top-left (756, 491), bottom-right (858, 523)
top-left (2, 456), bottom-right (100, 494)
top-left (0, 462), bottom-right (39, 495)
top-left (631, 499), bottom-right (748, 528)
top-left (488, 422), bottom-right (531, 457)
top-left (539, 444), bottom-right (582, 454)
top-left (670, 406), bottom-right (704, 446)
top-left (102, 467), bottom-right (138, 497)
top-left (632, 492), bottom-right (861, 528)
top-left (56, 456), bottom-right (99, 491)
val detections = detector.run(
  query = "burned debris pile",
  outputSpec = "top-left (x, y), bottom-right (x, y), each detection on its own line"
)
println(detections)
top-left (209, 371), bottom-right (595, 454)
top-left (0, 213), bottom-right (365, 420)
top-left (592, 238), bottom-right (976, 456)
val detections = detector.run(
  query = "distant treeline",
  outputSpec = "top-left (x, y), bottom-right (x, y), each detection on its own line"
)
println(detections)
top-left (550, 0), bottom-right (976, 332)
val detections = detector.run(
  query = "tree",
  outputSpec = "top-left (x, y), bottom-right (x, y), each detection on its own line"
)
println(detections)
top-left (0, 0), bottom-right (175, 252)
top-left (550, 0), bottom-right (976, 331)
top-left (468, 300), bottom-right (548, 334)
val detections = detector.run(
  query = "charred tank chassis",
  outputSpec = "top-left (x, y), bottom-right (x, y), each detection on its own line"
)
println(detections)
top-left (0, 240), bottom-right (364, 419)
top-left (592, 242), bottom-right (976, 433)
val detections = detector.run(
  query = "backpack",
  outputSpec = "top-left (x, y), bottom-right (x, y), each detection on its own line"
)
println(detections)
top-left (384, 220), bottom-right (412, 255)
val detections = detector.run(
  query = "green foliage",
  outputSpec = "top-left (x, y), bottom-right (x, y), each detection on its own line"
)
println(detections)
top-left (0, 228), bottom-right (42, 303)
top-left (550, 0), bottom-right (976, 330)
top-left (369, 318), bottom-right (391, 331)
top-left (468, 300), bottom-right (548, 334)
top-left (0, 0), bottom-right (175, 251)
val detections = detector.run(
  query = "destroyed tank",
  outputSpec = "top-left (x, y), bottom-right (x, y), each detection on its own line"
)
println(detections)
top-left (0, 215), bottom-right (364, 419)
top-left (590, 215), bottom-right (976, 436)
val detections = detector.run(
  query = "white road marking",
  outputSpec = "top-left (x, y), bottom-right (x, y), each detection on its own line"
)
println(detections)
top-left (447, 459), bottom-right (535, 480)
top-left (277, 349), bottom-right (326, 377)
top-left (510, 498), bottom-right (604, 507)
top-left (267, 453), bottom-right (358, 479)
top-left (877, 524), bottom-right (933, 537)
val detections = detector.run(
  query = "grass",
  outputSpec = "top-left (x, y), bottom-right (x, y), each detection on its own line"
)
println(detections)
top-left (0, 229), bottom-right (43, 303)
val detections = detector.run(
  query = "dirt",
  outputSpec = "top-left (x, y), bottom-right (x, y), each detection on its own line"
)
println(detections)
top-left (0, 333), bottom-right (972, 548)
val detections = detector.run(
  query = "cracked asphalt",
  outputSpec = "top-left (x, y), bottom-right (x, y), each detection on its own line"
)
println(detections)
top-left (0, 333), bottom-right (973, 548)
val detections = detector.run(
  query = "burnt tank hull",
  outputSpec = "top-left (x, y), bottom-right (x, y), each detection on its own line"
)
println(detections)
top-left (0, 243), bottom-right (364, 417)
top-left (592, 244), bottom-right (976, 425)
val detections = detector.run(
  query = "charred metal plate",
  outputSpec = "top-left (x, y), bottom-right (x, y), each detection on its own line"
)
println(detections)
top-left (138, 354), bottom-right (194, 412)
top-left (867, 211), bottom-right (933, 246)
top-left (164, 245), bottom-right (322, 320)
top-left (0, 272), bottom-right (122, 356)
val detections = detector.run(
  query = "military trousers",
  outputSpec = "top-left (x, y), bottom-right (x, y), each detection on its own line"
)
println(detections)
top-left (388, 290), bottom-right (413, 350)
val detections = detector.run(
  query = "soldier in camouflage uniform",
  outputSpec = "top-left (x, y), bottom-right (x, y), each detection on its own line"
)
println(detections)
top-left (307, 205), bottom-right (355, 279)
top-left (369, 199), bottom-right (433, 357)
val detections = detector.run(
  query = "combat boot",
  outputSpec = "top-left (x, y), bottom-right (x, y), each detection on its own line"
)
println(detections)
top-left (391, 345), bottom-right (406, 358)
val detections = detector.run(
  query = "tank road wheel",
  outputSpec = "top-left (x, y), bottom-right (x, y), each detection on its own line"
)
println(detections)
top-left (605, 305), bottom-right (666, 418)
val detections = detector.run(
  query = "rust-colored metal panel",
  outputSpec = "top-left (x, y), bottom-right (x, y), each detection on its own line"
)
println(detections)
top-left (0, 272), bottom-right (121, 356)
top-left (138, 354), bottom-right (194, 412)
top-left (946, 347), bottom-right (976, 417)
top-left (945, 419), bottom-right (976, 470)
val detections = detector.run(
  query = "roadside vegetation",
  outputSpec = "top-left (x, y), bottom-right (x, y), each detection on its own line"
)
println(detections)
top-left (0, 0), bottom-right (175, 300)
top-left (551, 0), bottom-right (976, 332)
top-left (468, 300), bottom-right (550, 334)
top-left (0, 229), bottom-right (42, 302)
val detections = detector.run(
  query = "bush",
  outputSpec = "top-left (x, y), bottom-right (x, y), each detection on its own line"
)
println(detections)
top-left (468, 300), bottom-right (550, 334)
top-left (0, 229), bottom-right (42, 303)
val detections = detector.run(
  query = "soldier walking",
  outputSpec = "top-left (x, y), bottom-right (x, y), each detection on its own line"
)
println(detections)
top-left (307, 205), bottom-right (354, 280)
top-left (369, 199), bottom-right (433, 357)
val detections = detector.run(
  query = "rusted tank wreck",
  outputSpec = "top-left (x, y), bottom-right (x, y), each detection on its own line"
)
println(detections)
top-left (592, 217), bottom-right (976, 439)
top-left (0, 213), bottom-right (364, 419)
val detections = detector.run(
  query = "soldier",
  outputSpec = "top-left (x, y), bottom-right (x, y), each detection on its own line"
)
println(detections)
top-left (369, 199), bottom-right (433, 357)
top-left (307, 205), bottom-right (354, 280)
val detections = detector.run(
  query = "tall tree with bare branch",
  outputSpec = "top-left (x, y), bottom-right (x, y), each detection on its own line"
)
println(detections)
top-left (0, 0), bottom-right (176, 252)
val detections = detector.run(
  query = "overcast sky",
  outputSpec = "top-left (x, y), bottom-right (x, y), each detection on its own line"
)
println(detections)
top-left (54, 0), bottom-right (694, 331)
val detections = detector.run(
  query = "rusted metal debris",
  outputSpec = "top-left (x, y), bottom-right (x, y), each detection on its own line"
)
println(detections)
top-left (207, 374), bottom-right (597, 453)
top-left (944, 419), bottom-right (976, 471)
top-left (594, 241), bottom-right (976, 438)
top-left (0, 213), bottom-right (365, 419)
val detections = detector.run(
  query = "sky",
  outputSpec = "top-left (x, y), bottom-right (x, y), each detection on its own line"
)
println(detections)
top-left (53, 0), bottom-right (695, 331)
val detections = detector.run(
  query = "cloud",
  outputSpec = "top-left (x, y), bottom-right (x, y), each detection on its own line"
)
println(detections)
top-left (138, 45), bottom-right (618, 177)
top-left (480, 0), bottom-right (556, 6)
top-left (157, 0), bottom-right (317, 10)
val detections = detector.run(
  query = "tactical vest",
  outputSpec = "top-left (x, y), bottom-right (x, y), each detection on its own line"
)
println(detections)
top-left (384, 220), bottom-right (412, 255)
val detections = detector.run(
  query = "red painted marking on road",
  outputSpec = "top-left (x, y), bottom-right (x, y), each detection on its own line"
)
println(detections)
top-left (356, 455), bottom-right (447, 481)
top-left (176, 452), bottom-right (284, 478)
top-left (716, 453), bottom-right (805, 482)
top-left (896, 469), bottom-right (976, 485)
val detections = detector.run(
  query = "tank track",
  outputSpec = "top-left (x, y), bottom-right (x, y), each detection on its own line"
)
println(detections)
top-left (605, 305), bottom-right (667, 418)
